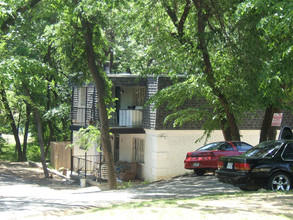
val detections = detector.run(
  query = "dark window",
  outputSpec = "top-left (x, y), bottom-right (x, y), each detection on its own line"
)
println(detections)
top-left (244, 141), bottom-right (283, 158)
top-left (235, 142), bottom-right (253, 152)
top-left (197, 143), bottom-right (220, 151)
top-left (218, 143), bottom-right (234, 151)
top-left (282, 143), bottom-right (293, 160)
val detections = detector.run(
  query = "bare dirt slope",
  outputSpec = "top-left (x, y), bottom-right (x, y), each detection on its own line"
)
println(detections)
top-left (0, 161), bottom-right (79, 190)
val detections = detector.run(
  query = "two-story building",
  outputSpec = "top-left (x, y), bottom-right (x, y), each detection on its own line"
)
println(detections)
top-left (69, 74), bottom-right (293, 182)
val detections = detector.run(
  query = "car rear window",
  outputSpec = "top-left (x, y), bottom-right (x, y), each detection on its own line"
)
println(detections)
top-left (234, 142), bottom-right (253, 152)
top-left (282, 143), bottom-right (293, 160)
top-left (197, 143), bottom-right (221, 151)
top-left (243, 141), bottom-right (283, 158)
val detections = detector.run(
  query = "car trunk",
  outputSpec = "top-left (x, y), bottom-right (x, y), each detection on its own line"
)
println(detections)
top-left (187, 151), bottom-right (215, 167)
top-left (219, 156), bottom-right (268, 172)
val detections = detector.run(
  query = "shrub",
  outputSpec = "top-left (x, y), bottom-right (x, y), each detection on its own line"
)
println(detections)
top-left (26, 144), bottom-right (41, 162)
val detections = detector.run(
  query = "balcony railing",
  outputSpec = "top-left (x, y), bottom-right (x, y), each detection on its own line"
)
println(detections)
top-left (72, 154), bottom-right (106, 180)
top-left (71, 107), bottom-right (143, 128)
top-left (119, 109), bottom-right (142, 127)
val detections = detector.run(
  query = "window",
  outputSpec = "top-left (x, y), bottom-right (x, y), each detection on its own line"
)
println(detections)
top-left (133, 138), bottom-right (144, 163)
top-left (78, 87), bottom-right (87, 107)
top-left (282, 143), bottom-right (293, 160)
top-left (133, 87), bottom-right (145, 106)
top-left (235, 142), bottom-right (253, 152)
top-left (243, 141), bottom-right (283, 158)
top-left (218, 143), bottom-right (234, 151)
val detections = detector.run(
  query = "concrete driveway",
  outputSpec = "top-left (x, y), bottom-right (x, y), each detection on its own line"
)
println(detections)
top-left (0, 172), bottom-right (239, 219)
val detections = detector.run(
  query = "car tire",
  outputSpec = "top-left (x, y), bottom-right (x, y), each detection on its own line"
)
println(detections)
top-left (194, 169), bottom-right (206, 176)
top-left (267, 172), bottom-right (291, 191)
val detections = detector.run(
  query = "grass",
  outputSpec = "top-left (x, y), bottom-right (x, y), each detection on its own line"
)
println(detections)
top-left (68, 191), bottom-right (293, 220)
top-left (0, 142), bottom-right (42, 162)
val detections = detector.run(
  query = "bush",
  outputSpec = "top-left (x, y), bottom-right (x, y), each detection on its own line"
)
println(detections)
top-left (0, 143), bottom-right (17, 162)
top-left (0, 136), bottom-right (5, 153)
top-left (26, 144), bottom-right (42, 162)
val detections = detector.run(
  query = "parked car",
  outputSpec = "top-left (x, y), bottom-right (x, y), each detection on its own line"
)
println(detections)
top-left (184, 141), bottom-right (253, 176)
top-left (216, 139), bottom-right (293, 191)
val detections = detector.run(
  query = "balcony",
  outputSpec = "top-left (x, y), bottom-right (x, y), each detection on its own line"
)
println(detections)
top-left (71, 107), bottom-right (143, 128)
top-left (118, 109), bottom-right (143, 127)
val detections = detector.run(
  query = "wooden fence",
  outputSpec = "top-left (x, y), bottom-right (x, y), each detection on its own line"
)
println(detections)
top-left (50, 142), bottom-right (72, 171)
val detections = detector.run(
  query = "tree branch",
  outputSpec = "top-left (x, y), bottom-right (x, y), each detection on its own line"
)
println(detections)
top-left (1, 0), bottom-right (41, 32)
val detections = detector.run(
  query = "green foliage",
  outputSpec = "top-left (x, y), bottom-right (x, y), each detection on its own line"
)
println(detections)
top-left (235, 0), bottom-right (293, 109)
top-left (26, 144), bottom-right (41, 161)
top-left (69, 125), bottom-right (101, 151)
top-left (0, 136), bottom-right (6, 154)
top-left (118, 180), bottom-right (133, 189)
top-left (0, 142), bottom-right (42, 162)
top-left (0, 143), bottom-right (17, 161)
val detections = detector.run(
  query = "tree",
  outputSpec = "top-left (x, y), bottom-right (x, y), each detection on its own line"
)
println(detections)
top-left (45, 0), bottom-right (118, 189)
top-left (0, 0), bottom-right (71, 174)
top-left (235, 0), bottom-right (293, 142)
top-left (0, 0), bottom-right (43, 161)
top-left (127, 0), bottom-right (245, 141)
top-left (80, 9), bottom-right (117, 189)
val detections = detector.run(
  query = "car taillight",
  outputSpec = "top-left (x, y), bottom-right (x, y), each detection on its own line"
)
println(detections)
top-left (234, 163), bottom-right (250, 171)
top-left (186, 152), bottom-right (192, 158)
top-left (218, 160), bottom-right (224, 169)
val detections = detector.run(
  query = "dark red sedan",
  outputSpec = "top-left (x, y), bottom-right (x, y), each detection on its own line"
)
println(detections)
top-left (184, 141), bottom-right (253, 176)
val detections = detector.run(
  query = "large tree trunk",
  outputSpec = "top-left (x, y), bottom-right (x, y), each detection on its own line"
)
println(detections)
top-left (0, 81), bottom-right (24, 161)
top-left (194, 0), bottom-right (240, 141)
top-left (220, 118), bottom-right (232, 141)
top-left (81, 19), bottom-right (117, 189)
top-left (259, 105), bottom-right (279, 143)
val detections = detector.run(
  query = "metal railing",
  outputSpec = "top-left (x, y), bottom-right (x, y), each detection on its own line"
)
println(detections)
top-left (71, 154), bottom-right (105, 181)
top-left (71, 106), bottom-right (119, 127)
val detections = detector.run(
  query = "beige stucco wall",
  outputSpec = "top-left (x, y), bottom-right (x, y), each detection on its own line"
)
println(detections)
top-left (143, 129), bottom-right (263, 182)
top-left (119, 134), bottom-right (145, 161)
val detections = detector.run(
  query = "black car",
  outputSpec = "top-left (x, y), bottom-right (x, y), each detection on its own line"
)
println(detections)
top-left (216, 139), bottom-right (293, 191)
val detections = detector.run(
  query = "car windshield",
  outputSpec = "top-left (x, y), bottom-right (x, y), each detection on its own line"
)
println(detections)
top-left (197, 143), bottom-right (221, 151)
top-left (242, 141), bottom-right (283, 158)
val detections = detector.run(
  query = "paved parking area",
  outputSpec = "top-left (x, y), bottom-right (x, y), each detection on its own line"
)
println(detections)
top-left (0, 171), bottom-right (239, 219)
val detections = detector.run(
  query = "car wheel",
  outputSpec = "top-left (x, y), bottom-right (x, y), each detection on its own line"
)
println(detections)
top-left (267, 172), bottom-right (291, 191)
top-left (194, 169), bottom-right (206, 176)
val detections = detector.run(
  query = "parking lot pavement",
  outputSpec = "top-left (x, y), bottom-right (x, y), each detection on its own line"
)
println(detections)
top-left (0, 173), bottom-right (239, 219)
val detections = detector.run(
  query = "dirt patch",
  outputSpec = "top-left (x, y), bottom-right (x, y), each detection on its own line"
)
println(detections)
top-left (0, 161), bottom-right (79, 190)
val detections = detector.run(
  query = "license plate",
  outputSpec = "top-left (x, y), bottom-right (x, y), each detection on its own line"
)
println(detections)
top-left (193, 162), bottom-right (200, 167)
top-left (226, 162), bottom-right (233, 169)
